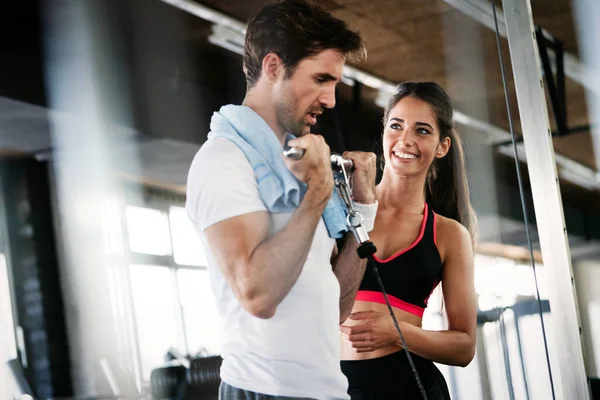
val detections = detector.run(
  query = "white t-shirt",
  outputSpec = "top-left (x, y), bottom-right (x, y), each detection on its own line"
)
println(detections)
top-left (186, 137), bottom-right (350, 399)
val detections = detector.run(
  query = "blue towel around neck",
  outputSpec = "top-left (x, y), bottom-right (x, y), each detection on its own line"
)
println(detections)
top-left (207, 104), bottom-right (348, 239)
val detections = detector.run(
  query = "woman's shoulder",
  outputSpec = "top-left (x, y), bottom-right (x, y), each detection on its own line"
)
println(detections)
top-left (434, 213), bottom-right (472, 258)
top-left (434, 214), bottom-right (467, 234)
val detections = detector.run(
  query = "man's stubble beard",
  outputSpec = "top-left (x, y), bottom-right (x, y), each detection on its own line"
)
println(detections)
top-left (275, 82), bottom-right (307, 137)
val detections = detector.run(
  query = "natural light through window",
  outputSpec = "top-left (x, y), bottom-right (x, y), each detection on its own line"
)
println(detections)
top-left (475, 255), bottom-right (548, 311)
top-left (129, 264), bottom-right (181, 379)
top-left (169, 206), bottom-right (207, 266)
top-left (126, 206), bottom-right (172, 256)
top-left (177, 269), bottom-right (222, 356)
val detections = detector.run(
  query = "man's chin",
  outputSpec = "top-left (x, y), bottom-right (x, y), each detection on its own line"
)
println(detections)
top-left (297, 126), bottom-right (312, 136)
top-left (286, 123), bottom-right (312, 137)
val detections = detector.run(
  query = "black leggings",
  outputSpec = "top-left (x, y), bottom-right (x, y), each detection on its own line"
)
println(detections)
top-left (340, 351), bottom-right (451, 400)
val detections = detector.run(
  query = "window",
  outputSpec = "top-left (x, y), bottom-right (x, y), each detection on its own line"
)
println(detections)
top-left (177, 269), bottom-right (222, 357)
top-left (129, 264), bottom-right (182, 380)
top-left (126, 206), bottom-right (172, 256)
top-left (474, 255), bottom-right (548, 311)
top-left (125, 202), bottom-right (220, 383)
top-left (169, 206), bottom-right (207, 266)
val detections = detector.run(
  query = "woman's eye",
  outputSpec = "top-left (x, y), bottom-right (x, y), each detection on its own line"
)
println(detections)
top-left (390, 123), bottom-right (401, 130)
top-left (417, 128), bottom-right (431, 135)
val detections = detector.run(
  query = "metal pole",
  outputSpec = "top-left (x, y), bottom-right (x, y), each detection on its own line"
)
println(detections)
top-left (499, 314), bottom-right (516, 400)
top-left (513, 315), bottom-right (531, 400)
top-left (475, 326), bottom-right (493, 400)
top-left (501, 0), bottom-right (590, 398)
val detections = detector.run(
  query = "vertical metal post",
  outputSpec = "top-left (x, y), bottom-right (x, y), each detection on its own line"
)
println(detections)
top-left (499, 314), bottom-right (516, 400)
top-left (475, 326), bottom-right (493, 400)
top-left (513, 316), bottom-right (531, 400)
top-left (447, 366), bottom-right (460, 400)
top-left (501, 0), bottom-right (590, 398)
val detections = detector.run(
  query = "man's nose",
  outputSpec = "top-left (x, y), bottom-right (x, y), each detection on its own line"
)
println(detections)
top-left (319, 86), bottom-right (336, 109)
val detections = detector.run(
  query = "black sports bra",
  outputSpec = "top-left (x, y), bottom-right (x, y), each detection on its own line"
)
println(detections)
top-left (355, 203), bottom-right (442, 317)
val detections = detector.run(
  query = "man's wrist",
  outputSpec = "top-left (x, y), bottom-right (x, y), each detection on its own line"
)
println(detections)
top-left (304, 178), bottom-right (334, 208)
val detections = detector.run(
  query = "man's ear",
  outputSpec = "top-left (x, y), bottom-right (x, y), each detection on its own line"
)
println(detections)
top-left (262, 52), bottom-right (284, 83)
top-left (435, 136), bottom-right (451, 159)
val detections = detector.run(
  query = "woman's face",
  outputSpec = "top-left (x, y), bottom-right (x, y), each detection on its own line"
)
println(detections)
top-left (382, 96), bottom-right (450, 178)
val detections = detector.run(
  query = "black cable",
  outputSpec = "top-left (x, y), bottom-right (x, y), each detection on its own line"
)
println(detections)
top-left (370, 264), bottom-right (428, 400)
top-left (491, 2), bottom-right (557, 398)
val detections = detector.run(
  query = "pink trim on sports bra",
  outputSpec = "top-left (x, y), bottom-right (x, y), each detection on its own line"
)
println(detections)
top-left (433, 212), bottom-right (438, 246)
top-left (373, 203), bottom-right (429, 264)
top-left (355, 290), bottom-right (425, 318)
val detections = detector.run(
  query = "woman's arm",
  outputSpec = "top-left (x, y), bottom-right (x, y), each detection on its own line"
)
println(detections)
top-left (340, 219), bottom-right (477, 367)
top-left (398, 220), bottom-right (476, 366)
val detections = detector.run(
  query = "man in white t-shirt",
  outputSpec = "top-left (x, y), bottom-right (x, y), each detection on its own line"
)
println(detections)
top-left (186, 1), bottom-right (377, 399)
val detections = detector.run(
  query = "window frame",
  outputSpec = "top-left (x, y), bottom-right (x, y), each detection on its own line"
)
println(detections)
top-left (122, 186), bottom-right (211, 384)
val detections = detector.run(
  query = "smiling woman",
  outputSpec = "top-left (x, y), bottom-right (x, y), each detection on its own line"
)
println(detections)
top-left (380, 83), bottom-right (476, 235)
top-left (339, 81), bottom-right (477, 400)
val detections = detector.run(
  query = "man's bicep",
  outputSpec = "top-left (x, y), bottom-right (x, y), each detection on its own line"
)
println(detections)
top-left (204, 211), bottom-right (270, 285)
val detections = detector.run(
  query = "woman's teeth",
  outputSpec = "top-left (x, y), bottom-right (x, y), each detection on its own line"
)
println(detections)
top-left (394, 151), bottom-right (417, 159)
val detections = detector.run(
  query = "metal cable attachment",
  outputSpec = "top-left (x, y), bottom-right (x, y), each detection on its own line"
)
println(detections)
top-left (330, 154), bottom-right (377, 259)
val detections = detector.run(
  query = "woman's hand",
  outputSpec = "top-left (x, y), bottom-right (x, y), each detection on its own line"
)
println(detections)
top-left (341, 151), bottom-right (377, 204)
top-left (340, 310), bottom-right (402, 353)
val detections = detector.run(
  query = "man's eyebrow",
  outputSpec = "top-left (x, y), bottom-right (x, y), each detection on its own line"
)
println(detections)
top-left (315, 73), bottom-right (339, 82)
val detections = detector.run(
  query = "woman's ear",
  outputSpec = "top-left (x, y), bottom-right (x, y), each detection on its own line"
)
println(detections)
top-left (435, 136), bottom-right (451, 159)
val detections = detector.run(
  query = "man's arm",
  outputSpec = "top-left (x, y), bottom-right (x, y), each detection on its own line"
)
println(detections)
top-left (332, 233), bottom-right (367, 323)
top-left (204, 134), bottom-right (334, 319)
top-left (332, 151), bottom-right (378, 323)
top-left (205, 187), bottom-right (330, 318)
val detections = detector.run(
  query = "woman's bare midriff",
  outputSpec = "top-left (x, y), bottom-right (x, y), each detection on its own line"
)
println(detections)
top-left (340, 300), bottom-right (422, 360)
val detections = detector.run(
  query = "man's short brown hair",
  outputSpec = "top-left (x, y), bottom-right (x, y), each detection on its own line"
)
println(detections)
top-left (243, 0), bottom-right (366, 88)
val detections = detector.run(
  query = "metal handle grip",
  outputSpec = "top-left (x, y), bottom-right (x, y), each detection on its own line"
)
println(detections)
top-left (330, 154), bottom-right (354, 173)
top-left (283, 147), bottom-right (305, 160)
